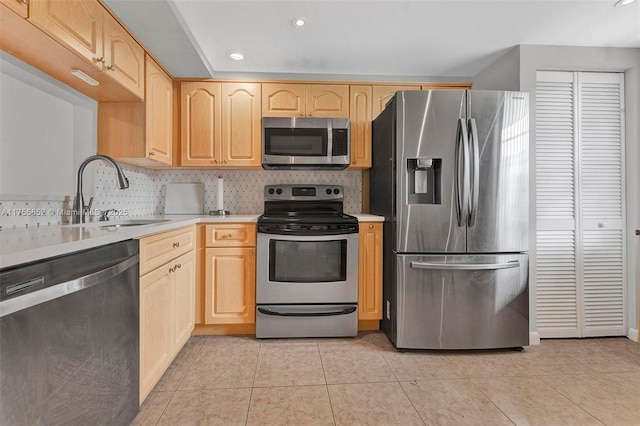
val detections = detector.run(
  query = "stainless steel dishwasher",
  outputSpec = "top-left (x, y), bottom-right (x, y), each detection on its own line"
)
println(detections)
top-left (0, 240), bottom-right (139, 425)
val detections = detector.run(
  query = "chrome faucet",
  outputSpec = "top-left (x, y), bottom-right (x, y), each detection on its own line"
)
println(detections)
top-left (72, 155), bottom-right (129, 224)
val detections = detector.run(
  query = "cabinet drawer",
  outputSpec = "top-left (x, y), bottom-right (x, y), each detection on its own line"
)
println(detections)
top-left (205, 224), bottom-right (256, 247)
top-left (139, 226), bottom-right (195, 275)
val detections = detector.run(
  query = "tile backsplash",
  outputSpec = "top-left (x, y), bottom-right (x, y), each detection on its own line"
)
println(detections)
top-left (1, 163), bottom-right (363, 229)
top-left (91, 162), bottom-right (363, 217)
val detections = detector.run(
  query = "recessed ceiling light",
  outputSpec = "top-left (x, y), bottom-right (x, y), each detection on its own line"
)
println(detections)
top-left (615, 0), bottom-right (636, 6)
top-left (227, 50), bottom-right (244, 61)
top-left (292, 17), bottom-right (307, 27)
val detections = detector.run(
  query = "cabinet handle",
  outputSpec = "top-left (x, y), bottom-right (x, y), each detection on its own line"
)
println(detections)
top-left (369, 224), bottom-right (374, 229)
top-left (598, 222), bottom-right (606, 228)
top-left (173, 242), bottom-right (180, 248)
top-left (223, 160), bottom-right (228, 164)
top-left (353, 160), bottom-right (358, 165)
top-left (176, 263), bottom-right (181, 269)
top-left (149, 151), bottom-right (155, 156)
top-left (169, 266), bottom-right (175, 273)
top-left (106, 65), bottom-right (115, 71)
top-left (93, 56), bottom-right (104, 64)
top-left (249, 250), bottom-right (254, 255)
top-left (20, 0), bottom-right (29, 4)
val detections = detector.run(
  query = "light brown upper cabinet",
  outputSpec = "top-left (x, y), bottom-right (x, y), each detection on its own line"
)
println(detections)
top-left (349, 85), bottom-right (372, 169)
top-left (181, 81), bottom-right (222, 167)
top-left (144, 56), bottom-right (174, 164)
top-left (98, 55), bottom-right (175, 167)
top-left (29, 0), bottom-right (103, 69)
top-left (29, 0), bottom-right (144, 100)
top-left (221, 83), bottom-right (262, 168)
top-left (101, 10), bottom-right (144, 99)
top-left (262, 83), bottom-right (349, 118)
top-left (181, 82), bottom-right (261, 168)
top-left (262, 83), bottom-right (305, 117)
top-left (1, 0), bottom-right (29, 18)
top-left (305, 84), bottom-right (349, 117)
top-left (372, 85), bottom-right (421, 119)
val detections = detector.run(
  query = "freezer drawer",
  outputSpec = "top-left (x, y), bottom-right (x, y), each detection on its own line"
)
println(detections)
top-left (256, 304), bottom-right (357, 338)
top-left (394, 254), bottom-right (529, 350)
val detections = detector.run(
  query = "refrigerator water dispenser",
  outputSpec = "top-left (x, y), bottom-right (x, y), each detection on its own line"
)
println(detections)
top-left (407, 158), bottom-right (441, 204)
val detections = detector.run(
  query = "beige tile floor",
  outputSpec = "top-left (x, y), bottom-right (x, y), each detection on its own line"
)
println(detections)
top-left (132, 333), bottom-right (640, 426)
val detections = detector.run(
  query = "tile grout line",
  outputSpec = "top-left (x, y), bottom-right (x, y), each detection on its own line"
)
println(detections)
top-left (317, 342), bottom-right (338, 425)
top-left (376, 339), bottom-right (427, 426)
top-left (152, 337), bottom-right (208, 425)
top-left (534, 375), bottom-right (610, 426)
top-left (466, 378), bottom-right (517, 426)
top-left (244, 340), bottom-right (264, 426)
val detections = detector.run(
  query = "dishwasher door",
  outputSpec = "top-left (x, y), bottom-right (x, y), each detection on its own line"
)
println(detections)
top-left (0, 240), bottom-right (139, 426)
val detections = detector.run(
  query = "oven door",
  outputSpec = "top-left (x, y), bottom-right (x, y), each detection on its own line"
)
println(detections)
top-left (257, 231), bottom-right (358, 304)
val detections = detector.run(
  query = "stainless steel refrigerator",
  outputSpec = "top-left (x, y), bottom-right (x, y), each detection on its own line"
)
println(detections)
top-left (370, 90), bottom-right (529, 350)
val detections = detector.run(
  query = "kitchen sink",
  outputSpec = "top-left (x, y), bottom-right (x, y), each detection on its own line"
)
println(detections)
top-left (98, 219), bottom-right (169, 228)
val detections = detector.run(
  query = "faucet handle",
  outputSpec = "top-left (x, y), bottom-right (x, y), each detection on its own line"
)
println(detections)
top-left (85, 197), bottom-right (94, 211)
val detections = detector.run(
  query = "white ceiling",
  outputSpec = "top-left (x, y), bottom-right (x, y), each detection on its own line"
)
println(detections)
top-left (104, 0), bottom-right (640, 80)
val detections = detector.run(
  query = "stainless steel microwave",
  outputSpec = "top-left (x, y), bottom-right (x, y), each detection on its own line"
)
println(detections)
top-left (262, 117), bottom-right (350, 169)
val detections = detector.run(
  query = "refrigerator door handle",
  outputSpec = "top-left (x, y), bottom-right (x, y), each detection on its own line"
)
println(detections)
top-left (455, 118), bottom-right (470, 226)
top-left (467, 118), bottom-right (480, 227)
top-left (409, 260), bottom-right (520, 271)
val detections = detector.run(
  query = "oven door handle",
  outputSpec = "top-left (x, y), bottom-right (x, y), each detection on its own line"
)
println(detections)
top-left (257, 306), bottom-right (357, 317)
top-left (257, 227), bottom-right (358, 236)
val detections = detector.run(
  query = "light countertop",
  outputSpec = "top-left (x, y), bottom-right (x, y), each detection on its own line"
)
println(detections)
top-left (0, 213), bottom-right (384, 269)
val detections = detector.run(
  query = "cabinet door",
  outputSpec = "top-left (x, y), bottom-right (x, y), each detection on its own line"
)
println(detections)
top-left (372, 85), bottom-right (421, 119)
top-left (305, 84), bottom-right (349, 117)
top-left (358, 222), bottom-right (383, 320)
top-left (181, 82), bottom-right (222, 166)
top-left (102, 10), bottom-right (144, 99)
top-left (221, 83), bottom-right (261, 167)
top-left (349, 85), bottom-right (372, 169)
top-left (145, 56), bottom-right (173, 165)
top-left (262, 83), bottom-right (305, 117)
top-left (172, 251), bottom-right (196, 350)
top-left (204, 247), bottom-right (256, 324)
top-left (1, 0), bottom-right (28, 18)
top-left (29, 0), bottom-right (103, 69)
top-left (139, 264), bottom-right (172, 403)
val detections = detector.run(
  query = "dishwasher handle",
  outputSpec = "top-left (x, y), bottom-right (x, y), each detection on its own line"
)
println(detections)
top-left (410, 260), bottom-right (520, 271)
top-left (0, 254), bottom-right (139, 318)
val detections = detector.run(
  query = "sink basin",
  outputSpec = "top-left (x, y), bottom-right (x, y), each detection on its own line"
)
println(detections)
top-left (99, 219), bottom-right (169, 228)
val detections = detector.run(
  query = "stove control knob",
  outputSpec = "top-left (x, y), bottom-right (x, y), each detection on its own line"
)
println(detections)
top-left (276, 188), bottom-right (283, 195)
top-left (268, 188), bottom-right (275, 195)
top-left (325, 188), bottom-right (332, 195)
top-left (333, 188), bottom-right (340, 195)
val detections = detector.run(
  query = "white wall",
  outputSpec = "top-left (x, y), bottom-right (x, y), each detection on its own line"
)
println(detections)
top-left (472, 46), bottom-right (521, 91)
top-left (0, 52), bottom-right (97, 198)
top-left (474, 45), bottom-right (640, 338)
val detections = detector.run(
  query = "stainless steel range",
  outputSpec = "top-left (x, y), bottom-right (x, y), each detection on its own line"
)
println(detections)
top-left (256, 184), bottom-right (358, 338)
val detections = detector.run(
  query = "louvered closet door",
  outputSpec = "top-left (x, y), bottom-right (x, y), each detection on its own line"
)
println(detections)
top-left (535, 71), bottom-right (626, 338)
top-left (578, 72), bottom-right (625, 336)
top-left (536, 71), bottom-right (580, 337)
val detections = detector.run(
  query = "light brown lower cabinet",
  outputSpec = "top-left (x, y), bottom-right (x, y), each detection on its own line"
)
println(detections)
top-left (358, 222), bottom-right (383, 320)
top-left (139, 227), bottom-right (196, 404)
top-left (202, 224), bottom-right (257, 325)
top-left (204, 247), bottom-right (256, 324)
